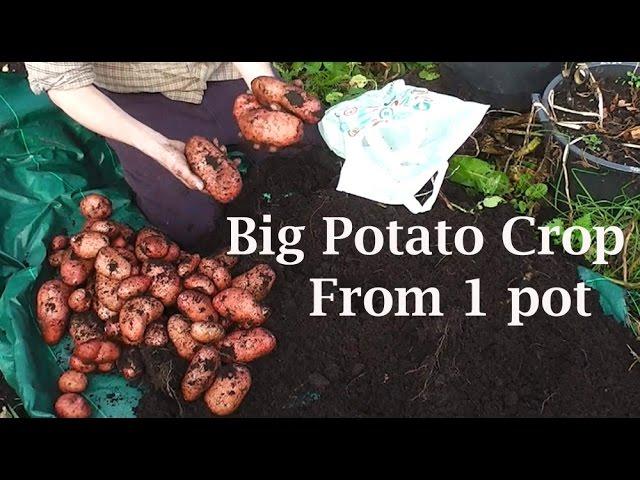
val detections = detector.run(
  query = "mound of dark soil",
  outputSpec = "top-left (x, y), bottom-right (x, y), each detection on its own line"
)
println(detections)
top-left (137, 149), bottom-right (640, 418)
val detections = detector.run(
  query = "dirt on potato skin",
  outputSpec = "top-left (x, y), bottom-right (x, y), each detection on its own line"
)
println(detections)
top-left (136, 148), bottom-right (640, 418)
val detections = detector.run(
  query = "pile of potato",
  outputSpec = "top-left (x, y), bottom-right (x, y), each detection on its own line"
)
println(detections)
top-left (38, 193), bottom-right (277, 418)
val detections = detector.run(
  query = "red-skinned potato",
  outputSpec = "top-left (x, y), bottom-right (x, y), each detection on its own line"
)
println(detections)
top-left (198, 257), bottom-right (232, 291)
top-left (144, 322), bottom-right (169, 347)
top-left (95, 247), bottom-right (132, 280)
top-left (119, 296), bottom-right (164, 345)
top-left (134, 227), bottom-right (163, 262)
top-left (58, 371), bottom-right (88, 393)
top-left (140, 234), bottom-right (169, 259)
top-left (50, 235), bottom-right (69, 251)
top-left (142, 260), bottom-right (175, 278)
top-left (55, 393), bottom-right (92, 418)
top-left (79, 194), bottom-right (112, 221)
top-left (68, 288), bottom-right (92, 312)
top-left (60, 257), bottom-right (92, 287)
top-left (115, 223), bottom-right (135, 244)
top-left (117, 348), bottom-right (144, 381)
top-left (74, 339), bottom-right (120, 364)
top-left (36, 279), bottom-right (72, 345)
top-left (177, 290), bottom-right (218, 323)
top-left (190, 321), bottom-right (225, 344)
top-left (204, 364), bottom-right (251, 416)
top-left (233, 94), bottom-right (303, 149)
top-left (212, 288), bottom-right (270, 328)
top-left (251, 76), bottom-right (323, 124)
top-left (162, 242), bottom-right (181, 262)
top-left (177, 252), bottom-right (200, 278)
top-left (148, 270), bottom-right (181, 306)
top-left (183, 274), bottom-right (217, 296)
top-left (69, 355), bottom-right (96, 373)
top-left (48, 248), bottom-right (68, 268)
top-left (117, 275), bottom-right (152, 300)
top-left (231, 264), bottom-right (276, 301)
top-left (184, 136), bottom-right (242, 204)
top-left (89, 220), bottom-right (120, 239)
top-left (69, 312), bottom-right (103, 345)
top-left (95, 274), bottom-right (123, 312)
top-left (181, 346), bottom-right (220, 402)
top-left (111, 236), bottom-right (127, 248)
top-left (220, 327), bottom-right (276, 363)
top-left (70, 231), bottom-right (110, 259)
top-left (212, 248), bottom-right (239, 269)
top-left (167, 314), bottom-right (202, 360)
top-left (93, 298), bottom-right (118, 322)
top-left (104, 319), bottom-right (121, 339)
top-left (97, 362), bottom-right (114, 373)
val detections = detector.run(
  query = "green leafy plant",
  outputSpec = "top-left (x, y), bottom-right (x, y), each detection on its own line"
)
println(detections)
top-left (626, 70), bottom-right (640, 89)
top-left (583, 134), bottom-right (603, 153)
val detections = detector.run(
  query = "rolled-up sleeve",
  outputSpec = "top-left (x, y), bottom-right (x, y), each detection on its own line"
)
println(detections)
top-left (24, 62), bottom-right (95, 95)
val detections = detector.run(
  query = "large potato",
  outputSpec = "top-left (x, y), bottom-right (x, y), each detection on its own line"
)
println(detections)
top-left (95, 246), bottom-right (132, 280)
top-left (190, 321), bottom-right (225, 344)
top-left (79, 193), bottom-right (111, 220)
top-left (95, 273), bottom-right (124, 312)
top-left (119, 296), bottom-right (164, 345)
top-left (177, 290), bottom-right (218, 323)
top-left (177, 252), bottom-right (200, 278)
top-left (251, 76), bottom-right (324, 124)
top-left (74, 339), bottom-right (121, 364)
top-left (148, 270), bottom-right (181, 306)
top-left (184, 136), bottom-right (242, 204)
top-left (183, 274), bottom-right (217, 296)
top-left (212, 288), bottom-right (270, 328)
top-left (220, 327), bottom-right (276, 363)
top-left (231, 264), bottom-right (276, 301)
top-left (58, 371), bottom-right (88, 393)
top-left (69, 312), bottom-right (103, 345)
top-left (117, 275), bottom-right (152, 300)
top-left (204, 364), bottom-right (251, 416)
top-left (70, 231), bottom-right (110, 259)
top-left (181, 346), bottom-right (220, 402)
top-left (167, 314), bottom-right (202, 360)
top-left (36, 279), bottom-right (72, 345)
top-left (55, 393), bottom-right (92, 418)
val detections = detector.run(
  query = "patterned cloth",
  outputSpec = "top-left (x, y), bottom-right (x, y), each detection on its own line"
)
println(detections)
top-left (24, 62), bottom-right (243, 104)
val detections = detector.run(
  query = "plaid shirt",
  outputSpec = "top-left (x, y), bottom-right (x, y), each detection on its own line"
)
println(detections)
top-left (24, 62), bottom-right (243, 104)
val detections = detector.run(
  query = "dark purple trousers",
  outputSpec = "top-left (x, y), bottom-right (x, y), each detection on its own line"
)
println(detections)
top-left (103, 79), bottom-right (322, 251)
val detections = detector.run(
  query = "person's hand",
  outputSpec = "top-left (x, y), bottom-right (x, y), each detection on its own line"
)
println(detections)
top-left (137, 135), bottom-right (204, 191)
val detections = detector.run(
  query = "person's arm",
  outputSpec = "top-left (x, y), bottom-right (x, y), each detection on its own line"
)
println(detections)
top-left (47, 85), bottom-right (203, 191)
top-left (232, 62), bottom-right (276, 89)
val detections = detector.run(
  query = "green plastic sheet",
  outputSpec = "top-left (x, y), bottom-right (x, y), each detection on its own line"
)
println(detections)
top-left (577, 266), bottom-right (629, 326)
top-left (0, 73), bottom-right (147, 417)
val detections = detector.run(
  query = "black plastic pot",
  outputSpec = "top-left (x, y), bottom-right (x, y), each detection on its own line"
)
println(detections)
top-left (440, 62), bottom-right (564, 111)
top-left (533, 62), bottom-right (640, 201)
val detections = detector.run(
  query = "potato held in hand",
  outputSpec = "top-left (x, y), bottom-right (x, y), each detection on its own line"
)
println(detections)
top-left (185, 136), bottom-right (242, 204)
top-left (204, 364), bottom-right (251, 416)
top-left (181, 346), bottom-right (221, 402)
top-left (212, 288), bottom-right (270, 328)
top-left (37, 280), bottom-right (72, 345)
top-left (233, 94), bottom-right (303, 149)
top-left (251, 76), bottom-right (324, 124)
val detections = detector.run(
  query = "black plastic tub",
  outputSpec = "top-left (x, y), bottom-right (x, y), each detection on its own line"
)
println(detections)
top-left (440, 62), bottom-right (564, 111)
top-left (533, 62), bottom-right (640, 201)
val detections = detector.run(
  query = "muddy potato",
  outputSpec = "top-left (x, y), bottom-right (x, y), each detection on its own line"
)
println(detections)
top-left (212, 248), bottom-right (238, 269)
top-left (177, 252), bottom-right (201, 278)
top-left (142, 260), bottom-right (175, 278)
top-left (119, 296), bottom-right (164, 345)
top-left (69, 355), bottom-right (96, 373)
top-left (115, 247), bottom-right (139, 267)
top-left (74, 339), bottom-right (121, 364)
top-left (144, 322), bottom-right (169, 347)
top-left (104, 319), bottom-right (121, 339)
top-left (190, 321), bottom-right (225, 344)
top-left (36, 279), bottom-right (72, 345)
top-left (220, 327), bottom-right (276, 363)
top-left (148, 270), bottom-right (181, 306)
top-left (140, 234), bottom-right (169, 259)
top-left (167, 314), bottom-right (202, 360)
top-left (68, 288), bottom-right (92, 312)
top-left (162, 242), bottom-right (181, 262)
top-left (117, 275), bottom-right (152, 300)
top-left (55, 393), bottom-right (92, 418)
top-left (115, 223), bottom-right (135, 244)
top-left (50, 235), bottom-right (69, 251)
top-left (80, 193), bottom-right (112, 220)
top-left (60, 257), bottom-right (92, 287)
top-left (177, 290), bottom-right (218, 323)
top-left (58, 370), bottom-right (88, 393)
top-left (111, 236), bottom-right (127, 248)
top-left (184, 136), bottom-right (243, 204)
top-left (183, 273), bottom-right (217, 296)
top-left (97, 362), bottom-right (114, 373)
top-left (117, 348), bottom-right (144, 381)
top-left (69, 312), bottom-right (103, 345)
top-left (181, 346), bottom-right (221, 402)
top-left (48, 248), bottom-right (68, 268)
top-left (93, 298), bottom-right (118, 322)
top-left (89, 220), bottom-right (120, 239)
top-left (95, 274), bottom-right (124, 312)
top-left (251, 76), bottom-right (324, 124)
top-left (204, 364), bottom-right (251, 416)
top-left (134, 227), bottom-right (164, 262)
top-left (70, 231), bottom-right (110, 259)
top-left (95, 246), bottom-right (132, 280)
top-left (212, 288), bottom-right (270, 328)
top-left (198, 257), bottom-right (232, 290)
top-left (231, 264), bottom-right (276, 301)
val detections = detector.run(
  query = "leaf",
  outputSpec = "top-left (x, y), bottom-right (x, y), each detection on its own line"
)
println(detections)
top-left (524, 183), bottom-right (548, 200)
top-left (419, 64), bottom-right (440, 81)
top-left (448, 155), bottom-right (511, 196)
top-left (349, 74), bottom-right (369, 89)
top-left (325, 91), bottom-right (344, 105)
top-left (482, 196), bottom-right (505, 208)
